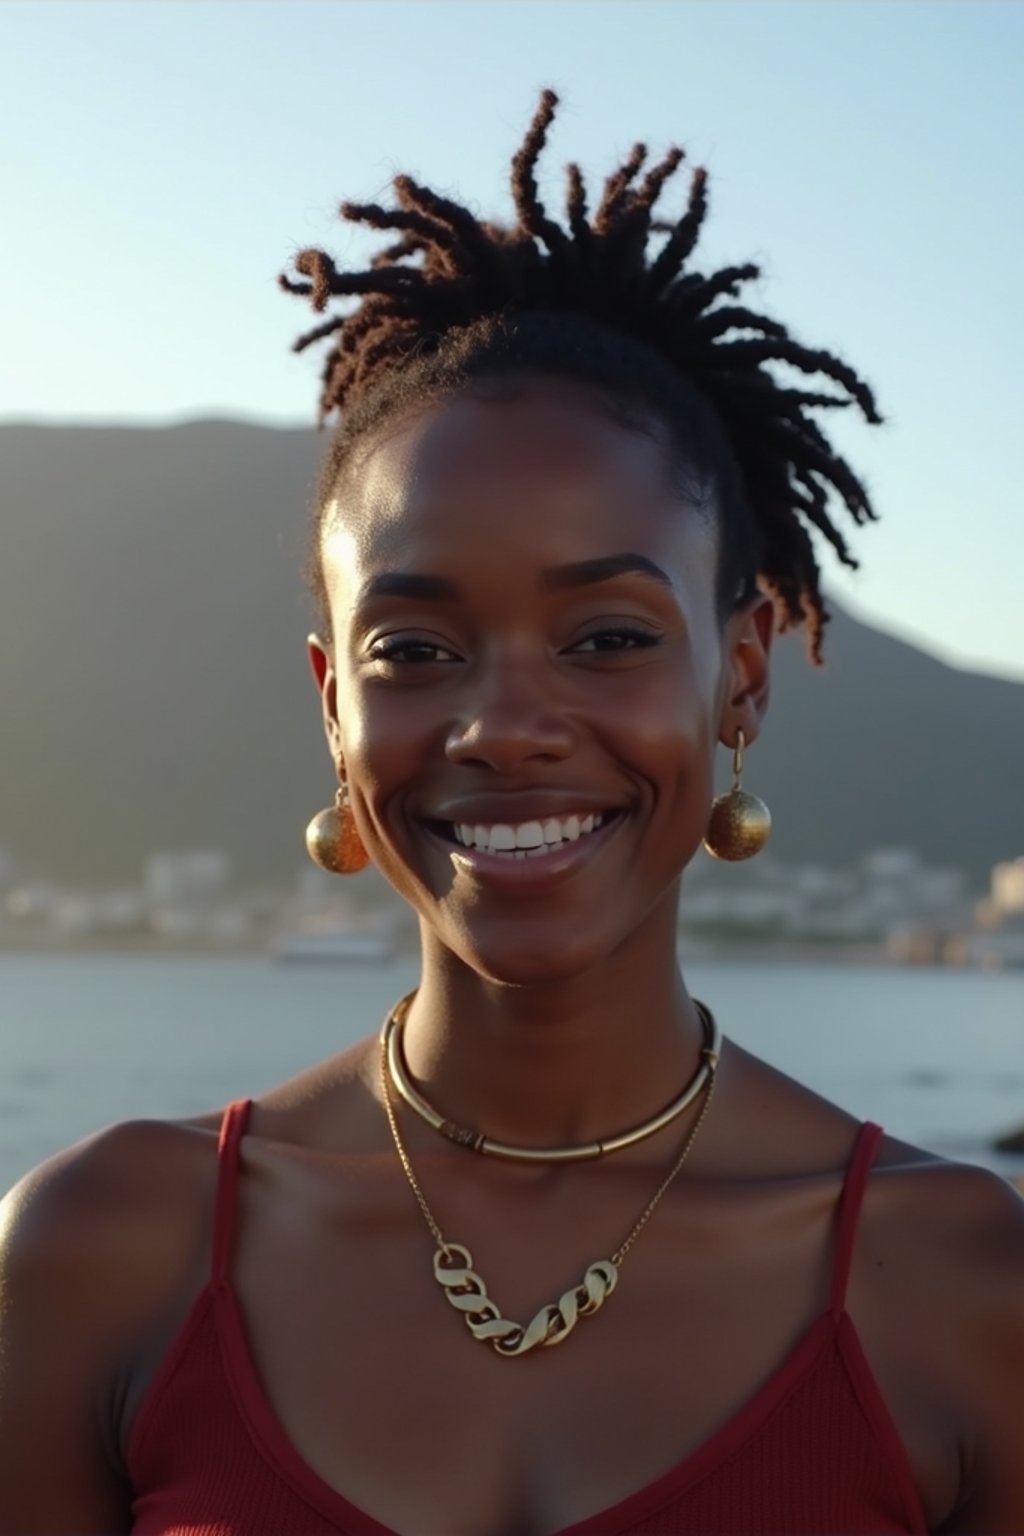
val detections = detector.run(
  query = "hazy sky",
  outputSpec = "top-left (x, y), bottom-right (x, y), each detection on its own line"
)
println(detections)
top-left (3, 1), bottom-right (1021, 681)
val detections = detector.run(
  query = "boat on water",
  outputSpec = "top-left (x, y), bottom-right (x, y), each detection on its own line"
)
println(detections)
top-left (271, 926), bottom-right (396, 963)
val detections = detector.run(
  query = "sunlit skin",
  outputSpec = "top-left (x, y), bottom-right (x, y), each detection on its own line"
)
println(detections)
top-left (308, 375), bottom-right (773, 1151)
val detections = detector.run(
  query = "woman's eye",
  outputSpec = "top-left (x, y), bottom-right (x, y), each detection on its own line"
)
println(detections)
top-left (367, 637), bottom-right (459, 665)
top-left (569, 628), bottom-right (661, 654)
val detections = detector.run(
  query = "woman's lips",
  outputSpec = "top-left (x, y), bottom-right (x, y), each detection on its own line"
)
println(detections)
top-left (423, 810), bottom-right (625, 890)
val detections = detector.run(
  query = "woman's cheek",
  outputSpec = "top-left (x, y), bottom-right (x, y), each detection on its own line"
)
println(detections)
top-left (343, 686), bottom-right (432, 835)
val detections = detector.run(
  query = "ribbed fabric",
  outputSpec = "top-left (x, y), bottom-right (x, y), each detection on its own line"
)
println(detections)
top-left (128, 1102), bottom-right (928, 1536)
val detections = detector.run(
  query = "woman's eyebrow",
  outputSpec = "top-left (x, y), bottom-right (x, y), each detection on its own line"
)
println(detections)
top-left (539, 553), bottom-right (674, 592)
top-left (358, 572), bottom-right (460, 603)
top-left (359, 554), bottom-right (673, 606)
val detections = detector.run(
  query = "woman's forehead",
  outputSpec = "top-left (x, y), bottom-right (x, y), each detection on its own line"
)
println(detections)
top-left (324, 382), bottom-right (713, 580)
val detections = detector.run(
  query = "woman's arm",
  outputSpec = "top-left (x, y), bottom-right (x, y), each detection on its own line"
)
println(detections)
top-left (935, 1174), bottom-right (1024, 1534)
top-left (0, 1125), bottom-right (168, 1534)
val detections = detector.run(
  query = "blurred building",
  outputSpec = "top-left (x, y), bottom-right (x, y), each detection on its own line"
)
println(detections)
top-left (966, 854), bottom-right (1024, 969)
top-left (991, 857), bottom-right (1024, 918)
top-left (144, 850), bottom-right (230, 908)
top-left (143, 850), bottom-right (254, 941)
top-left (681, 845), bottom-right (971, 947)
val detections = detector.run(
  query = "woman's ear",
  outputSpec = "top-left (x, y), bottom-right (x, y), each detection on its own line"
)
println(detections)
top-left (307, 633), bottom-right (343, 759)
top-left (719, 595), bottom-right (774, 748)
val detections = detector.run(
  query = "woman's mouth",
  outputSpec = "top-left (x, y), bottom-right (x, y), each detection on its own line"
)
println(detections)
top-left (422, 810), bottom-right (625, 882)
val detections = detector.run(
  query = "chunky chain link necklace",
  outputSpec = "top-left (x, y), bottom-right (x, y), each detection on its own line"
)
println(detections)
top-left (377, 994), bottom-right (720, 1356)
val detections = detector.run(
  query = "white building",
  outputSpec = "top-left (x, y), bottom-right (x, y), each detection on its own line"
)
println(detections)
top-left (144, 851), bottom-right (230, 909)
top-left (50, 889), bottom-right (148, 936)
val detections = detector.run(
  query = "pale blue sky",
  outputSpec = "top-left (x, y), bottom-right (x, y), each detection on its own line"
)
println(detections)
top-left (3, 1), bottom-right (1022, 681)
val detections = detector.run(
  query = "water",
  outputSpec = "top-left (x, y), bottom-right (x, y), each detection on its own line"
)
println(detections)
top-left (2, 954), bottom-right (1022, 1197)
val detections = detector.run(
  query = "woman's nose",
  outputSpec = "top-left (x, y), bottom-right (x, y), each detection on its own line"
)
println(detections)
top-left (444, 661), bottom-right (576, 772)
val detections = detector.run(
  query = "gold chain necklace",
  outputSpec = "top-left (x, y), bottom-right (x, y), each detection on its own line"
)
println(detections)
top-left (377, 998), bottom-right (720, 1356)
top-left (382, 991), bottom-right (721, 1162)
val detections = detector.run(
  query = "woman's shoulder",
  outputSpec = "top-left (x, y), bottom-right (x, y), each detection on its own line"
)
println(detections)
top-left (0, 1109), bottom-right (226, 1335)
top-left (729, 1037), bottom-right (1023, 1227)
top-left (0, 1107), bottom-right (243, 1378)
top-left (871, 1133), bottom-right (1024, 1313)
top-left (2, 1108), bottom-right (225, 1225)
top-left (0, 1040), bottom-right (379, 1298)
top-left (727, 1040), bottom-right (1024, 1305)
top-left (868, 1128), bottom-right (1024, 1256)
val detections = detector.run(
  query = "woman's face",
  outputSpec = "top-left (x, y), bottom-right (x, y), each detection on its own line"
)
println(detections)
top-left (310, 376), bottom-right (771, 983)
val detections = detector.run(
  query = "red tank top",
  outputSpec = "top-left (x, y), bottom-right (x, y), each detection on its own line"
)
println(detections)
top-left (127, 1101), bottom-right (928, 1535)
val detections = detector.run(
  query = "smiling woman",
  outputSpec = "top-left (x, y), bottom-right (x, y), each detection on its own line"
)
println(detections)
top-left (2, 91), bottom-right (1023, 1536)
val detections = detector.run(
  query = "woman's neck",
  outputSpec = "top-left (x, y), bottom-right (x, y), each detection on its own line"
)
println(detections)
top-left (398, 898), bottom-right (708, 1153)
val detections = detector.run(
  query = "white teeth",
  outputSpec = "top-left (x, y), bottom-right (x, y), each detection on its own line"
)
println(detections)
top-left (449, 811), bottom-right (612, 855)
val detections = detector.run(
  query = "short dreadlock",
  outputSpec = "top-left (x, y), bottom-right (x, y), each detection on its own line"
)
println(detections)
top-left (280, 89), bottom-right (881, 662)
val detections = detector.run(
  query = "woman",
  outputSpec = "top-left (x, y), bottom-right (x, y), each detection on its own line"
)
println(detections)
top-left (1, 91), bottom-right (1022, 1536)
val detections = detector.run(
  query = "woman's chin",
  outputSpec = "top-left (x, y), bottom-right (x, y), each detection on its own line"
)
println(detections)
top-left (427, 921), bottom-right (621, 989)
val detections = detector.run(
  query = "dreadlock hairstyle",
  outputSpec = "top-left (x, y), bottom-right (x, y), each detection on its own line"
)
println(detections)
top-left (280, 89), bottom-right (881, 663)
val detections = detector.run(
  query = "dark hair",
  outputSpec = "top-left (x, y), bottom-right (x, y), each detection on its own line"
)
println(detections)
top-left (280, 90), bottom-right (881, 662)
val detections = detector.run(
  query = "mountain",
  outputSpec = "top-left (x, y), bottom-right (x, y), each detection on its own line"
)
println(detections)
top-left (2, 421), bottom-right (1021, 889)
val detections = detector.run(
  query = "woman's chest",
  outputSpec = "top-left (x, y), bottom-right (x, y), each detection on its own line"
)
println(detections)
top-left (210, 1184), bottom-right (958, 1536)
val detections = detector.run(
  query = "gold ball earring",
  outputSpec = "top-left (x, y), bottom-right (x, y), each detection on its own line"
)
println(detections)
top-left (305, 776), bottom-right (370, 875)
top-left (702, 728), bottom-right (772, 861)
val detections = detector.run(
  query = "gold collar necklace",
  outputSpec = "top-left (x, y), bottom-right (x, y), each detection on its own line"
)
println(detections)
top-left (377, 991), bottom-right (722, 1355)
top-left (381, 990), bottom-right (720, 1163)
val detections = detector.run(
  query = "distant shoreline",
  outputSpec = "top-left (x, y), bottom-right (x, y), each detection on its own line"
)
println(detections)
top-left (0, 930), bottom-right (271, 958)
top-left (0, 930), bottom-right (899, 966)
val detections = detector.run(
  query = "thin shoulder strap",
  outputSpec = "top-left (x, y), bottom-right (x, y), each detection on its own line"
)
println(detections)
top-left (210, 1098), bottom-right (252, 1288)
top-left (829, 1120), bottom-right (884, 1316)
